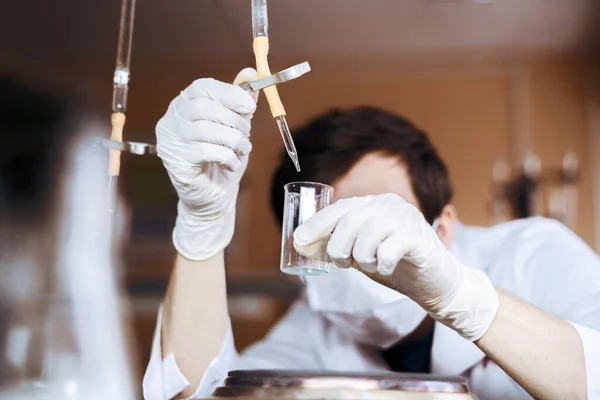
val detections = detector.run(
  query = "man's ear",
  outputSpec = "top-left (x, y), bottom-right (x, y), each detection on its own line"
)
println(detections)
top-left (436, 204), bottom-right (457, 247)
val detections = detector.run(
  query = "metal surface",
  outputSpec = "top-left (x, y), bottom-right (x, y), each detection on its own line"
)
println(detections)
top-left (212, 389), bottom-right (477, 399)
top-left (239, 62), bottom-right (311, 93)
top-left (212, 370), bottom-right (478, 399)
top-left (102, 138), bottom-right (157, 155)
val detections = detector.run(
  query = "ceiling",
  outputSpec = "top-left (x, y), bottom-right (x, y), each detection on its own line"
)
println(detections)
top-left (2, 0), bottom-right (599, 68)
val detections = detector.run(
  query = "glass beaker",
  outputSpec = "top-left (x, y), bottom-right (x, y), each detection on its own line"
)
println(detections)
top-left (280, 182), bottom-right (333, 276)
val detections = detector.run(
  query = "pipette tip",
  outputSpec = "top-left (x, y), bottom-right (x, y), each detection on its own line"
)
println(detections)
top-left (291, 154), bottom-right (301, 172)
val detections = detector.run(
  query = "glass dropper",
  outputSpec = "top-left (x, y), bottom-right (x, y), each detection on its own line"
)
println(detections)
top-left (251, 0), bottom-right (301, 172)
top-left (108, 0), bottom-right (136, 214)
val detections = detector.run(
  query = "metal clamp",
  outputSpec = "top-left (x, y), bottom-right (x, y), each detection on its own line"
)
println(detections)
top-left (99, 63), bottom-right (310, 157)
top-left (101, 139), bottom-right (157, 155)
top-left (239, 62), bottom-right (311, 93)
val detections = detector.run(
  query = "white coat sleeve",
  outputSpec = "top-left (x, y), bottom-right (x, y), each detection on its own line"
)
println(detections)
top-left (570, 322), bottom-right (600, 400)
top-left (142, 304), bottom-right (239, 400)
top-left (142, 299), bottom-right (326, 399)
top-left (516, 219), bottom-right (600, 400)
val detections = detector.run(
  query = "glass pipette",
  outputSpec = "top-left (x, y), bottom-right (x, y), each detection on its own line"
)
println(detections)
top-left (108, 0), bottom-right (136, 214)
top-left (276, 116), bottom-right (301, 172)
top-left (252, 0), bottom-right (301, 172)
top-left (252, 0), bottom-right (268, 38)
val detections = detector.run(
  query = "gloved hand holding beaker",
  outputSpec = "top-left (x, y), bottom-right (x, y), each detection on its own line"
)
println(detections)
top-left (293, 193), bottom-right (499, 341)
top-left (156, 69), bottom-right (258, 261)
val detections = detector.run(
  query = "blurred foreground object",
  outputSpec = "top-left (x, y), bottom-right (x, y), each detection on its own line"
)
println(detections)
top-left (490, 151), bottom-right (579, 229)
top-left (0, 78), bottom-right (137, 399)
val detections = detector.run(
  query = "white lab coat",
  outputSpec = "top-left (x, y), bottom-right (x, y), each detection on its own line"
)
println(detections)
top-left (143, 217), bottom-right (600, 400)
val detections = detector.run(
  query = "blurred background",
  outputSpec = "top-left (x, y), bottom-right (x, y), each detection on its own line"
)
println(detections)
top-left (2, 0), bottom-right (600, 382)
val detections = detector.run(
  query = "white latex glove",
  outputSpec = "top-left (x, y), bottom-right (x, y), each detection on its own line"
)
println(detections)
top-left (293, 194), bottom-right (499, 341)
top-left (156, 68), bottom-right (258, 261)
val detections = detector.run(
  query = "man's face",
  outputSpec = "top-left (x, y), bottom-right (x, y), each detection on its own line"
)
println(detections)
top-left (331, 152), bottom-right (456, 247)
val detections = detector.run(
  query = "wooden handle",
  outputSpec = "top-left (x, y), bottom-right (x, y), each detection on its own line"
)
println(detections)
top-left (109, 112), bottom-right (125, 176)
top-left (253, 36), bottom-right (286, 118)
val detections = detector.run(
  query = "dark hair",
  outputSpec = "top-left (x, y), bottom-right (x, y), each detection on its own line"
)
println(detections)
top-left (0, 77), bottom-right (77, 226)
top-left (270, 106), bottom-right (453, 224)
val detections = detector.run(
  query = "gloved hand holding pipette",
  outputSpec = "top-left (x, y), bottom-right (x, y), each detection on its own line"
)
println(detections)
top-left (156, 68), bottom-right (258, 261)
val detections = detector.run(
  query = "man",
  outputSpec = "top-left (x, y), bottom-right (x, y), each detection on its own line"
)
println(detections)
top-left (143, 69), bottom-right (600, 400)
